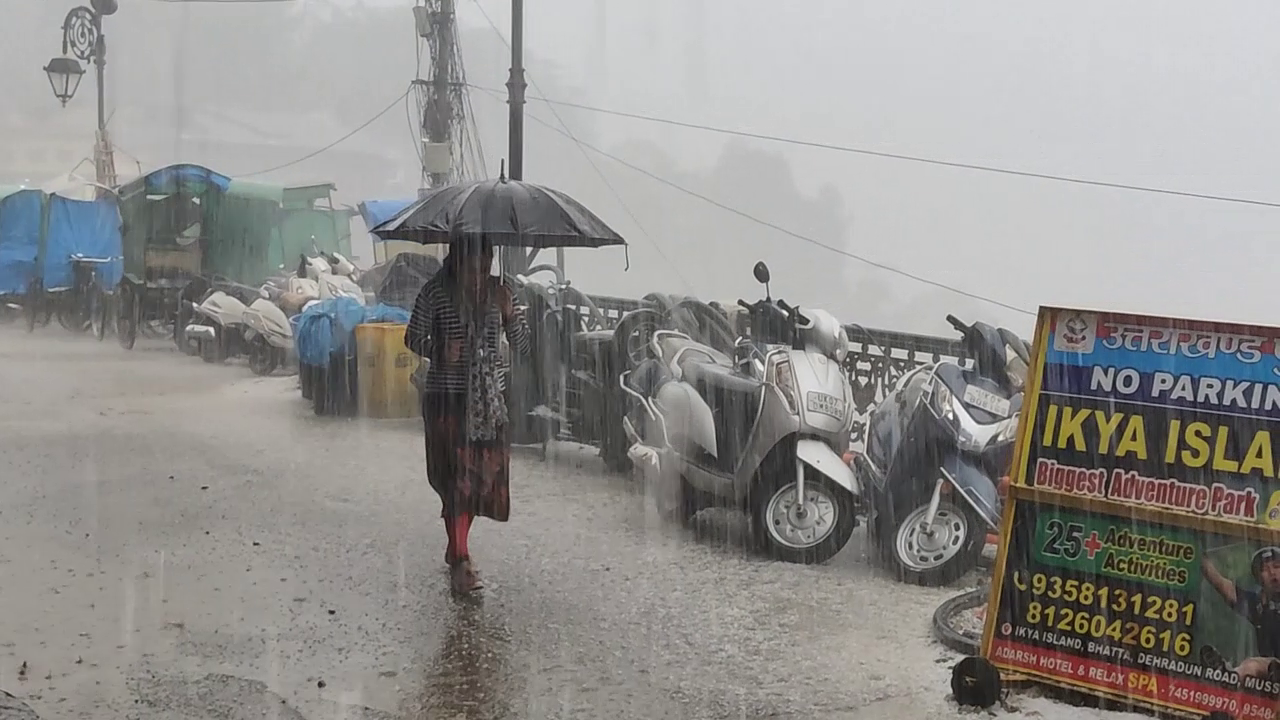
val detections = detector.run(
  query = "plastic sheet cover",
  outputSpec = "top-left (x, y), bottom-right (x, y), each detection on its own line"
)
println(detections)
top-left (0, 190), bottom-right (43, 295)
top-left (293, 297), bottom-right (410, 366)
top-left (45, 195), bottom-right (123, 290)
top-left (357, 199), bottom-right (413, 235)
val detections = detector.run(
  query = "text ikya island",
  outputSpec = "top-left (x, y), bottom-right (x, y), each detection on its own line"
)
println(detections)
top-left (1039, 399), bottom-right (1279, 481)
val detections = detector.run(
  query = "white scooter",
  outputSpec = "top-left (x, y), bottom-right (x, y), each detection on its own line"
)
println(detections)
top-left (184, 282), bottom-right (260, 364)
top-left (301, 251), bottom-right (365, 306)
top-left (241, 285), bottom-right (295, 376)
top-left (620, 262), bottom-right (861, 564)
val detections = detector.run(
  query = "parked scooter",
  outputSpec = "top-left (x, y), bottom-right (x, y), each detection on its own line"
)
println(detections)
top-left (241, 285), bottom-right (294, 376)
top-left (853, 314), bottom-right (1030, 586)
top-left (301, 251), bottom-right (365, 305)
top-left (321, 250), bottom-right (360, 282)
top-left (184, 281), bottom-right (261, 363)
top-left (620, 261), bottom-right (861, 564)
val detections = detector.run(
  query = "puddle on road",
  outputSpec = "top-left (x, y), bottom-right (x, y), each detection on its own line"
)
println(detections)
top-left (403, 598), bottom-right (514, 720)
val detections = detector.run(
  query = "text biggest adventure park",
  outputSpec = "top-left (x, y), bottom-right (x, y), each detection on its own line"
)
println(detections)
top-left (982, 307), bottom-right (1280, 720)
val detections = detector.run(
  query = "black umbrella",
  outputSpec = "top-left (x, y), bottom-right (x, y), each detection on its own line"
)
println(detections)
top-left (369, 176), bottom-right (626, 249)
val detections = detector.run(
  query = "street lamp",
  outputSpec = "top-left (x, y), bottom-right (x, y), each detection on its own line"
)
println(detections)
top-left (43, 56), bottom-right (85, 106)
top-left (46, 2), bottom-right (117, 192)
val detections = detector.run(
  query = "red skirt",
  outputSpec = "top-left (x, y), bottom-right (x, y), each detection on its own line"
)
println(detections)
top-left (422, 392), bottom-right (511, 521)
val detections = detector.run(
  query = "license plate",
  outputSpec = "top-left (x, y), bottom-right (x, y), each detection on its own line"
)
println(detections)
top-left (963, 385), bottom-right (1010, 417)
top-left (806, 391), bottom-right (845, 420)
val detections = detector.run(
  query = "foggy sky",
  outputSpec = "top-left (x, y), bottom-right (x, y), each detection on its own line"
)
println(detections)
top-left (5, 0), bottom-right (1280, 337)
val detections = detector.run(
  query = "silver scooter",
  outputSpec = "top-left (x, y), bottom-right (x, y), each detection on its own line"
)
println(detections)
top-left (620, 262), bottom-right (861, 564)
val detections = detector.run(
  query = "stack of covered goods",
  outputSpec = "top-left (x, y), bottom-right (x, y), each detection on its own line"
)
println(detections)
top-left (293, 297), bottom-right (410, 416)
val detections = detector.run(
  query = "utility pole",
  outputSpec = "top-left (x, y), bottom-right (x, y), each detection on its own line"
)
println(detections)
top-left (421, 0), bottom-right (455, 192)
top-left (501, 0), bottom-right (528, 278)
top-left (412, 0), bottom-right (461, 263)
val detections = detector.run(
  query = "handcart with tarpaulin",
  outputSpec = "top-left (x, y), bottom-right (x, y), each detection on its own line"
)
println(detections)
top-left (113, 164), bottom-right (354, 350)
top-left (0, 187), bottom-right (123, 337)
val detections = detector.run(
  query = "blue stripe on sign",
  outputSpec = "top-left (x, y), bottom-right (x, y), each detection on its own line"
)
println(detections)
top-left (1045, 344), bottom-right (1280, 385)
top-left (1041, 362), bottom-right (1280, 422)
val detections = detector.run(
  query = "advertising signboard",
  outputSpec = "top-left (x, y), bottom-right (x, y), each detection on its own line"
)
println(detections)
top-left (983, 307), bottom-right (1280, 719)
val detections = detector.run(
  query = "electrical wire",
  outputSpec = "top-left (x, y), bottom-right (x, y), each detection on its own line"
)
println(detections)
top-left (467, 0), bottom-right (691, 288)
top-left (510, 103), bottom-right (1035, 316)
top-left (468, 85), bottom-right (1280, 211)
top-left (237, 89), bottom-right (409, 178)
top-left (405, 89), bottom-right (428, 172)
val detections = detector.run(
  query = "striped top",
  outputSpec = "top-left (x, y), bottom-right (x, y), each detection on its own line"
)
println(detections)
top-left (405, 274), bottom-right (532, 393)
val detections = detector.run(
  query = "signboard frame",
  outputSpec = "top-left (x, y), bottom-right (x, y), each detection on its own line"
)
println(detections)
top-left (981, 306), bottom-right (1280, 720)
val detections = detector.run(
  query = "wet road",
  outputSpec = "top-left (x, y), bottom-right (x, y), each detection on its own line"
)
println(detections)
top-left (0, 330), bottom-right (999, 720)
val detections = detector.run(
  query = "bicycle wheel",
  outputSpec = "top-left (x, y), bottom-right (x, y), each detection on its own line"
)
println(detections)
top-left (24, 280), bottom-right (43, 334)
top-left (116, 284), bottom-right (138, 350)
top-left (90, 285), bottom-right (108, 341)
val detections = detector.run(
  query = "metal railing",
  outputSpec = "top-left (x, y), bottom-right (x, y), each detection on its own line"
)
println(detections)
top-left (537, 291), bottom-right (965, 453)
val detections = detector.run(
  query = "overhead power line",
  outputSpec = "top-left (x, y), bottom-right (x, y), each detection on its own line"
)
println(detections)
top-left (466, 0), bottom-right (692, 289)
top-left (468, 84), bottom-right (1280, 211)
top-left (504, 101), bottom-right (1035, 316)
top-left (237, 89), bottom-right (409, 178)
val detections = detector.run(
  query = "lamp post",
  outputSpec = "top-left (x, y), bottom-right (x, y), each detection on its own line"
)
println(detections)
top-left (43, 56), bottom-right (85, 107)
top-left (44, 0), bottom-right (118, 193)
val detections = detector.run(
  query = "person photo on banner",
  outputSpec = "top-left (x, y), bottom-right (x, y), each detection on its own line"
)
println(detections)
top-left (1200, 547), bottom-right (1280, 680)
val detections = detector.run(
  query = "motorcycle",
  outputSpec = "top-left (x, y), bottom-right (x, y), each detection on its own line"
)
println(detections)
top-left (620, 261), bottom-right (861, 564)
top-left (854, 314), bottom-right (1030, 586)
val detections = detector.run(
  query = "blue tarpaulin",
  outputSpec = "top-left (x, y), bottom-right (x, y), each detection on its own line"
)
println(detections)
top-left (45, 195), bottom-right (123, 290)
top-left (136, 164), bottom-right (232, 197)
top-left (0, 190), bottom-right (44, 295)
top-left (357, 199), bottom-right (413, 237)
top-left (293, 297), bottom-right (411, 366)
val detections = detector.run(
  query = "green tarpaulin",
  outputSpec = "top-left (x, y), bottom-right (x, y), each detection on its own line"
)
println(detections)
top-left (117, 165), bottom-right (351, 287)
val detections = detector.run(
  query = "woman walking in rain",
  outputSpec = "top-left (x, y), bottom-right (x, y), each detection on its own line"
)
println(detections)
top-left (406, 236), bottom-right (530, 594)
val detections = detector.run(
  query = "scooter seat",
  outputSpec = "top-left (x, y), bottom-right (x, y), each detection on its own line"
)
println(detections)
top-left (626, 358), bottom-right (670, 396)
top-left (681, 357), bottom-right (763, 474)
top-left (657, 336), bottom-right (732, 367)
top-left (680, 357), bottom-right (762, 397)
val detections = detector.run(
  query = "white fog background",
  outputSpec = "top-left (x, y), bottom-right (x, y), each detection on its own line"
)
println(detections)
top-left (3, 0), bottom-right (1279, 337)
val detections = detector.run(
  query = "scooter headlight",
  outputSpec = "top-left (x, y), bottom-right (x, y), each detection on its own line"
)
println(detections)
top-left (995, 413), bottom-right (1020, 445)
top-left (929, 379), bottom-right (957, 427)
top-left (770, 357), bottom-right (799, 414)
top-left (834, 325), bottom-right (850, 364)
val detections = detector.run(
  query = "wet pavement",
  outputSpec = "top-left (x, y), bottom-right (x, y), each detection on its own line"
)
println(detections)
top-left (0, 329), bottom-right (990, 719)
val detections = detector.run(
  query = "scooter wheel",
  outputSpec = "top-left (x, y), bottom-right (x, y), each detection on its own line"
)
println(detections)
top-left (752, 465), bottom-right (857, 565)
top-left (248, 337), bottom-right (278, 376)
top-left (880, 498), bottom-right (984, 587)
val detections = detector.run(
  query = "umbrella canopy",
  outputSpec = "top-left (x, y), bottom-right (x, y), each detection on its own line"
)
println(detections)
top-left (370, 177), bottom-right (625, 249)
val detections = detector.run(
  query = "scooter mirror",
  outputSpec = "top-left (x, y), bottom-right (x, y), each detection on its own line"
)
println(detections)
top-left (752, 261), bottom-right (770, 285)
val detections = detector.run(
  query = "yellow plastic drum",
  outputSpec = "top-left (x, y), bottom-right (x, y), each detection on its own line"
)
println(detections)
top-left (355, 323), bottom-right (422, 419)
